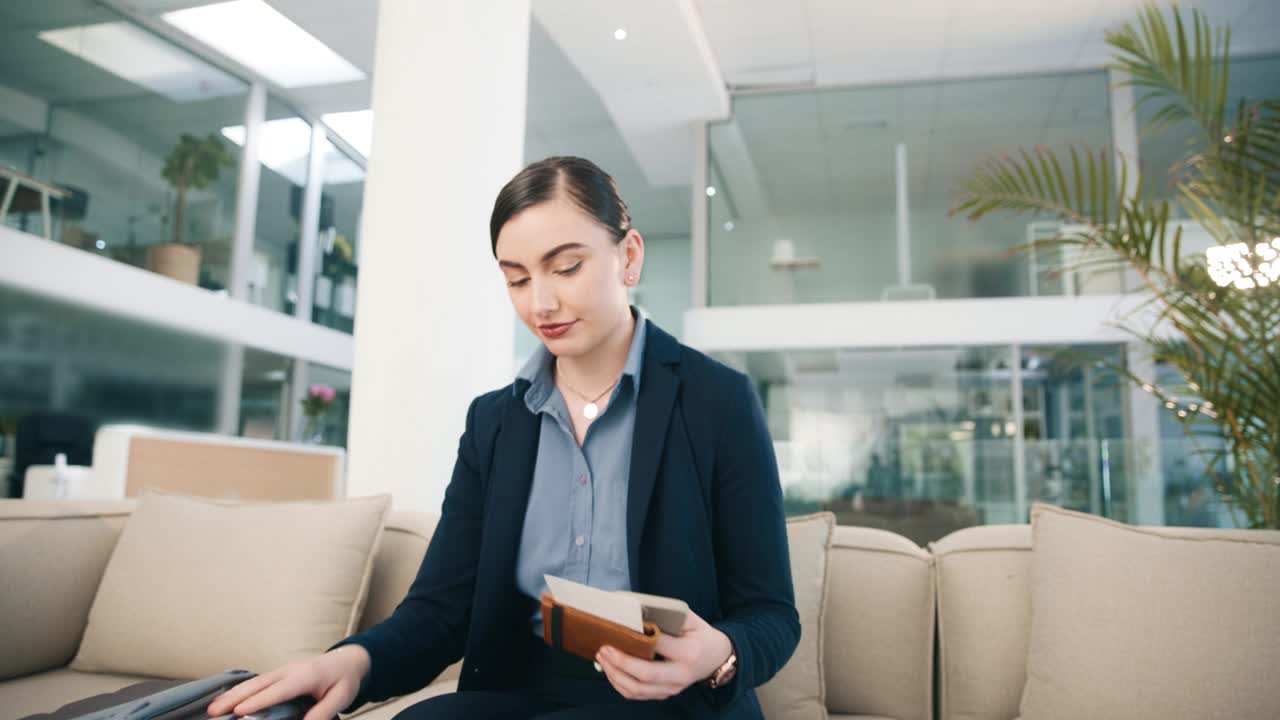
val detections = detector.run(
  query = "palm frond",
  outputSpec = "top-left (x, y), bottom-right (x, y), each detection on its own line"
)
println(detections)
top-left (951, 2), bottom-right (1280, 528)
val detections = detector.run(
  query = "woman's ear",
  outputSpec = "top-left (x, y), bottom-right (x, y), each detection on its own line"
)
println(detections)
top-left (622, 229), bottom-right (644, 286)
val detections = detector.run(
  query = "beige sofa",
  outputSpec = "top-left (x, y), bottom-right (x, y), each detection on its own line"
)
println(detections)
top-left (2, 499), bottom-right (1275, 720)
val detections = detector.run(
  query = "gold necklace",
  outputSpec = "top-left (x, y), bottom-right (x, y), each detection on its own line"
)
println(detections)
top-left (556, 365), bottom-right (617, 420)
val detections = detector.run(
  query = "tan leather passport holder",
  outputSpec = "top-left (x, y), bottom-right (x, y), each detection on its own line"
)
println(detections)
top-left (541, 592), bottom-right (661, 661)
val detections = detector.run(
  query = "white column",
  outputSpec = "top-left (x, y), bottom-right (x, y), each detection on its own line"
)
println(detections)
top-left (286, 358), bottom-right (309, 442)
top-left (894, 142), bottom-right (911, 287)
top-left (219, 82), bottom-right (265, 438)
top-left (230, 82), bottom-right (266, 301)
top-left (1125, 343), bottom-right (1165, 525)
top-left (1010, 343), bottom-right (1028, 522)
top-left (346, 0), bottom-right (527, 511)
top-left (216, 343), bottom-right (243, 435)
top-left (1109, 68), bottom-right (1141, 294)
top-left (690, 121), bottom-right (709, 309)
top-left (295, 124), bottom-right (327, 324)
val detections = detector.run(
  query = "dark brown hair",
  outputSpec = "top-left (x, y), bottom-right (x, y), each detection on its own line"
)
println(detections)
top-left (489, 156), bottom-right (631, 257)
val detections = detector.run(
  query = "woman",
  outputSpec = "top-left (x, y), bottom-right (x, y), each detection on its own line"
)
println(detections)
top-left (208, 157), bottom-right (798, 720)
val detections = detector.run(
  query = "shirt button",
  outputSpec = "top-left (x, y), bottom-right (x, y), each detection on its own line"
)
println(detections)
top-left (578, 474), bottom-right (588, 485)
top-left (575, 535), bottom-right (585, 546)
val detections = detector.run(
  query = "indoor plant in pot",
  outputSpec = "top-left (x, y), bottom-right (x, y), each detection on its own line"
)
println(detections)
top-left (151, 133), bottom-right (236, 285)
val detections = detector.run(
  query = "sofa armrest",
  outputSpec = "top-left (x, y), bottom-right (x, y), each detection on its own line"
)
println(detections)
top-left (0, 499), bottom-right (135, 680)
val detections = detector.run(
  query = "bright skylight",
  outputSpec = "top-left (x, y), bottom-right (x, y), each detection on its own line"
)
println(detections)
top-left (223, 120), bottom-right (366, 185)
top-left (163, 0), bottom-right (365, 88)
top-left (222, 117), bottom-right (313, 184)
top-left (38, 21), bottom-right (245, 102)
top-left (321, 110), bottom-right (373, 159)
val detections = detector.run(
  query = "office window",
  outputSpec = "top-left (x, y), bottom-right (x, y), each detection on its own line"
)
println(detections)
top-left (707, 71), bottom-right (1113, 306)
top-left (0, 3), bottom-right (248, 288)
top-left (1137, 54), bottom-right (1280, 206)
top-left (309, 138), bottom-right (364, 333)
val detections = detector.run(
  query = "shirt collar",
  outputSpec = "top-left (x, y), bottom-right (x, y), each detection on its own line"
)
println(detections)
top-left (516, 306), bottom-right (648, 413)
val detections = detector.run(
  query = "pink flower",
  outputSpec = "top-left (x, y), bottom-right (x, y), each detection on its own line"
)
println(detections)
top-left (309, 384), bottom-right (337, 403)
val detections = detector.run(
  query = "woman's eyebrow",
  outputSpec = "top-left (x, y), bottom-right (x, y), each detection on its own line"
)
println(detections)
top-left (497, 242), bottom-right (587, 271)
top-left (540, 242), bottom-right (586, 263)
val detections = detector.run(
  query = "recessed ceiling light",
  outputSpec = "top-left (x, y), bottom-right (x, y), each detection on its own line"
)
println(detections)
top-left (38, 21), bottom-right (244, 102)
top-left (163, 0), bottom-right (365, 88)
top-left (614, 28), bottom-right (628, 40)
top-left (705, 185), bottom-right (717, 197)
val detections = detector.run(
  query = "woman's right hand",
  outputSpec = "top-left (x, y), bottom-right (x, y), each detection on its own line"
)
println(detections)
top-left (206, 645), bottom-right (370, 720)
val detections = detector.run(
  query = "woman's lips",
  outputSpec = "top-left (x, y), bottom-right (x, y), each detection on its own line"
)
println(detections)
top-left (538, 321), bottom-right (576, 339)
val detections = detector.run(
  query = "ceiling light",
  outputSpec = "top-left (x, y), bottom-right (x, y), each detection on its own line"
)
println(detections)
top-left (723, 221), bottom-right (735, 231)
top-left (322, 110), bottom-right (373, 159)
top-left (705, 185), bottom-right (717, 197)
top-left (222, 117), bottom-right (313, 184)
top-left (614, 28), bottom-right (628, 40)
top-left (163, 0), bottom-right (365, 88)
top-left (38, 21), bottom-right (244, 102)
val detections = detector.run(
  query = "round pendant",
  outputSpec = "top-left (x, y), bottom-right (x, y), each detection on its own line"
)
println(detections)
top-left (583, 402), bottom-right (599, 420)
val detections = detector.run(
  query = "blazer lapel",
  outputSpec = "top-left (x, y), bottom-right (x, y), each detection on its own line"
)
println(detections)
top-left (478, 382), bottom-right (541, 599)
top-left (626, 321), bottom-right (681, 589)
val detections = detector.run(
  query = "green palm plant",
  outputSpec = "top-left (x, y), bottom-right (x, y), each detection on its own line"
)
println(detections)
top-left (952, 3), bottom-right (1280, 528)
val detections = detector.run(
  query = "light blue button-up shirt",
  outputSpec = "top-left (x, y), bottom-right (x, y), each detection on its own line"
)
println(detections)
top-left (514, 309), bottom-right (647, 635)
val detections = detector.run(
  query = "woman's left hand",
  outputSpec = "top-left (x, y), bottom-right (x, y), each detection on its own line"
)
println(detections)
top-left (595, 609), bottom-right (733, 701)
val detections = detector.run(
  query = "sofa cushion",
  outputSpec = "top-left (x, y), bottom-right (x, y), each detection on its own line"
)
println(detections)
top-left (0, 668), bottom-right (155, 719)
top-left (71, 492), bottom-right (391, 679)
top-left (826, 525), bottom-right (933, 720)
top-left (358, 510), bottom-right (438, 632)
top-left (930, 524), bottom-right (1032, 720)
top-left (1020, 504), bottom-right (1280, 720)
top-left (347, 679), bottom-right (459, 720)
top-left (756, 512), bottom-right (834, 720)
top-left (0, 500), bottom-right (135, 682)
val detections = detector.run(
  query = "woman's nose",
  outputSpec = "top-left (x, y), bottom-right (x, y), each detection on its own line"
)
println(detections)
top-left (531, 278), bottom-right (559, 315)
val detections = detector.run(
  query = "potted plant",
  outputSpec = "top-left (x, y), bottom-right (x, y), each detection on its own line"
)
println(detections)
top-left (150, 133), bottom-right (236, 284)
top-left (953, 4), bottom-right (1279, 527)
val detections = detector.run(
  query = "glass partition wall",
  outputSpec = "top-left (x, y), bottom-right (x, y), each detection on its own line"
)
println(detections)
top-left (0, 2), bottom-right (366, 329)
top-left (720, 342), bottom-right (1232, 544)
top-left (707, 71), bottom-right (1116, 306)
top-left (0, 4), bottom-right (248, 286)
top-left (0, 3), bottom-right (365, 486)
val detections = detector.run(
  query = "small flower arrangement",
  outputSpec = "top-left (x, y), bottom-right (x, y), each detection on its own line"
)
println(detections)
top-left (300, 384), bottom-right (337, 444)
top-left (302, 384), bottom-right (337, 419)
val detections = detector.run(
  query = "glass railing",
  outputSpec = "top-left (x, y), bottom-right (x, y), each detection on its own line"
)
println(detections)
top-left (782, 436), bottom-right (1244, 546)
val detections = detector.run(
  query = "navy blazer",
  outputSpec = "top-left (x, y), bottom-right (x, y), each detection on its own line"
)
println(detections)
top-left (340, 320), bottom-right (799, 718)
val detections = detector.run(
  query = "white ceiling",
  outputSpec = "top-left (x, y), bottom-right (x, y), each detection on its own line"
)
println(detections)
top-left (5, 0), bottom-right (1278, 247)
top-left (696, 0), bottom-right (1280, 88)
top-left (532, 0), bottom-right (728, 188)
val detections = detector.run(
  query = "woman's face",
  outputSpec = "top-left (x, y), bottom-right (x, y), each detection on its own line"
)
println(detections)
top-left (495, 195), bottom-right (643, 359)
